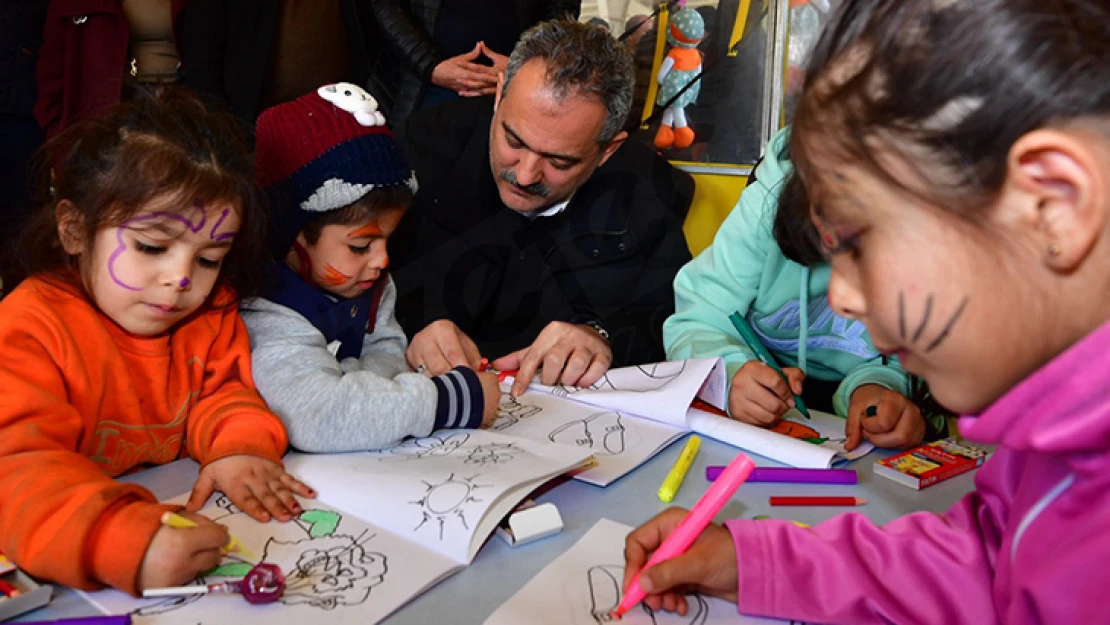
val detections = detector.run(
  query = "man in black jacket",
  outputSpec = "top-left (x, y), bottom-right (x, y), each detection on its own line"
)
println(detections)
top-left (390, 20), bottom-right (694, 395)
top-left (369, 0), bottom-right (580, 122)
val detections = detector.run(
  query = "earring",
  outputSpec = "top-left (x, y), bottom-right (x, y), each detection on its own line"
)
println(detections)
top-left (1048, 243), bottom-right (1061, 257)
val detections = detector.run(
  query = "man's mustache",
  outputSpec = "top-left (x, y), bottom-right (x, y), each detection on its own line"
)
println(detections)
top-left (500, 169), bottom-right (551, 197)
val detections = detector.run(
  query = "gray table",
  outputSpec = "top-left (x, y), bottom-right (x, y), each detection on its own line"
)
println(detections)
top-left (18, 435), bottom-right (975, 624)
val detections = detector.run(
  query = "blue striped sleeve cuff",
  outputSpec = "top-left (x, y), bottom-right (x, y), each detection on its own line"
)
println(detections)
top-left (430, 366), bottom-right (485, 430)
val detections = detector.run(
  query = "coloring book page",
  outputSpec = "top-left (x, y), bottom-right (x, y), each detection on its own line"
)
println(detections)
top-left (492, 388), bottom-right (687, 487)
top-left (520, 359), bottom-right (727, 428)
top-left (283, 428), bottom-right (592, 562)
top-left (485, 519), bottom-right (809, 625)
top-left (84, 496), bottom-right (459, 625)
top-left (688, 406), bottom-right (874, 469)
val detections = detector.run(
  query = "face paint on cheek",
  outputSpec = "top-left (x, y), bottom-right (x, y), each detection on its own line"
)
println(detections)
top-left (900, 290), bottom-right (971, 352)
top-left (317, 263), bottom-right (353, 288)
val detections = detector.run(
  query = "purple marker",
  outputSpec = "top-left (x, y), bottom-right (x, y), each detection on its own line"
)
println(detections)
top-left (706, 466), bottom-right (858, 484)
top-left (20, 616), bottom-right (131, 625)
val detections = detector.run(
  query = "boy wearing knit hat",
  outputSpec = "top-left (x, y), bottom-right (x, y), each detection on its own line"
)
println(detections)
top-left (242, 83), bottom-right (500, 452)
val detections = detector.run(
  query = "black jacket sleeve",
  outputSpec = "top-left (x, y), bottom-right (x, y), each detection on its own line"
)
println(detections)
top-left (370, 0), bottom-right (441, 82)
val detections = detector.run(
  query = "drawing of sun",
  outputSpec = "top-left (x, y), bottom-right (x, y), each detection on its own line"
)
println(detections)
top-left (411, 473), bottom-right (489, 540)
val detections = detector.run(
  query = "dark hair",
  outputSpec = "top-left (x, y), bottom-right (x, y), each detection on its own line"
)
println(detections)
top-left (773, 170), bottom-right (826, 266)
top-left (503, 19), bottom-right (634, 143)
top-left (300, 186), bottom-right (413, 245)
top-left (18, 87), bottom-right (267, 298)
top-left (791, 0), bottom-right (1110, 213)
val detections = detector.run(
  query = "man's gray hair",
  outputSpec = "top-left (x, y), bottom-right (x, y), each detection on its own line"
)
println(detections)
top-left (502, 20), bottom-right (634, 143)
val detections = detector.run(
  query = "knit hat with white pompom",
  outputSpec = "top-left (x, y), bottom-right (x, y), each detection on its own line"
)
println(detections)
top-left (255, 82), bottom-right (418, 257)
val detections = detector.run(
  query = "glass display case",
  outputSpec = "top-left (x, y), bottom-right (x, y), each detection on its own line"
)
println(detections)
top-left (580, 0), bottom-right (836, 175)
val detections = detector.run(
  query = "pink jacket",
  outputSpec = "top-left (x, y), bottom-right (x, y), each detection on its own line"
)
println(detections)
top-left (726, 319), bottom-right (1110, 624)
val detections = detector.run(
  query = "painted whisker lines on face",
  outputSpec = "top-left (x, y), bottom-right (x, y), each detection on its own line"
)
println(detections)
top-left (898, 292), bottom-right (970, 352)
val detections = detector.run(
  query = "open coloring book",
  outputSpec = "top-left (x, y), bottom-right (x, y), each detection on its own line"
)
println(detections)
top-left (493, 359), bottom-right (873, 485)
top-left (485, 518), bottom-right (809, 625)
top-left (83, 430), bottom-right (592, 625)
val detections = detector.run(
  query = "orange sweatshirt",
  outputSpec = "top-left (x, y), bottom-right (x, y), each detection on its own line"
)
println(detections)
top-left (0, 277), bottom-right (289, 595)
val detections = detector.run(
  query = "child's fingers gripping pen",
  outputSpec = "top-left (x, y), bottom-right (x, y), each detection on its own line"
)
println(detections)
top-left (614, 452), bottom-right (756, 618)
top-left (728, 312), bottom-right (810, 419)
top-left (162, 512), bottom-right (255, 560)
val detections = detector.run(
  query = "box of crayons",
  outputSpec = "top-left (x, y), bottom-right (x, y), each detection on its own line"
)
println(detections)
top-left (0, 552), bottom-right (53, 622)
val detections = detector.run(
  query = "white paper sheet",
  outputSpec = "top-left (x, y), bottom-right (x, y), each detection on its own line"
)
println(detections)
top-left (84, 497), bottom-right (460, 625)
top-left (283, 429), bottom-right (592, 562)
top-left (524, 359), bottom-right (726, 428)
top-left (689, 408), bottom-right (874, 469)
top-left (492, 388), bottom-right (686, 486)
top-left (484, 519), bottom-right (808, 625)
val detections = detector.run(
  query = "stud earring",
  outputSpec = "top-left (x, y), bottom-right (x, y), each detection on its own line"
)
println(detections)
top-left (1048, 243), bottom-right (1061, 257)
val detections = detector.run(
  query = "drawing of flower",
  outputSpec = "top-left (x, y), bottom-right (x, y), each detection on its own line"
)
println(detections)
top-left (267, 534), bottom-right (388, 610)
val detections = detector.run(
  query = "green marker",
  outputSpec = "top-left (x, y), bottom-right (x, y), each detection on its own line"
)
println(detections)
top-left (728, 311), bottom-right (811, 419)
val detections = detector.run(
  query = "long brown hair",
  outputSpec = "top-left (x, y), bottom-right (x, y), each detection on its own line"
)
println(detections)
top-left (17, 87), bottom-right (268, 298)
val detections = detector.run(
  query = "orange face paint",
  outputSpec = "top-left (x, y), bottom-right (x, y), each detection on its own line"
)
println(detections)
top-left (317, 263), bottom-right (352, 287)
top-left (348, 222), bottom-right (384, 239)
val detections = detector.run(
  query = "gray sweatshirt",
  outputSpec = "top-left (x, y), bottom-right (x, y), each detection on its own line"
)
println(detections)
top-left (242, 277), bottom-right (483, 452)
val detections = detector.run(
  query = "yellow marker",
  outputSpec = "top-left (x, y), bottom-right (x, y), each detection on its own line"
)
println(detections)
top-left (657, 436), bottom-right (701, 503)
top-left (161, 512), bottom-right (255, 560)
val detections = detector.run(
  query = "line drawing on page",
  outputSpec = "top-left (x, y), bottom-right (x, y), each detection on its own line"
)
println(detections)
top-left (410, 473), bottom-right (489, 540)
top-left (464, 443), bottom-right (518, 466)
top-left (586, 565), bottom-right (708, 624)
top-left (492, 395), bottom-right (543, 431)
top-left (548, 411), bottom-right (628, 456)
top-left (376, 432), bottom-right (472, 461)
top-left (553, 361), bottom-right (688, 397)
top-left (131, 507), bottom-right (388, 616)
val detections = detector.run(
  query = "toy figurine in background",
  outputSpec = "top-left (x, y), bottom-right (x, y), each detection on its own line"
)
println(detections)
top-left (654, 7), bottom-right (706, 150)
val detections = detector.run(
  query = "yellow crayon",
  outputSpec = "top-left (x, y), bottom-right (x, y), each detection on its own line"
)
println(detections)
top-left (161, 512), bottom-right (255, 560)
top-left (658, 436), bottom-right (701, 503)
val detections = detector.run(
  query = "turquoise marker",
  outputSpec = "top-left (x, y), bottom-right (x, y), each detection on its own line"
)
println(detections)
top-left (728, 311), bottom-right (811, 419)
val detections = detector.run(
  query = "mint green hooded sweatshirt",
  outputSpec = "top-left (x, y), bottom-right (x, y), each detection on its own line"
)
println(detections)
top-left (664, 128), bottom-right (909, 418)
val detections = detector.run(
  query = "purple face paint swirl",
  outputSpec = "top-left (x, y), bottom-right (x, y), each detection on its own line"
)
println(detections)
top-left (108, 200), bottom-right (236, 291)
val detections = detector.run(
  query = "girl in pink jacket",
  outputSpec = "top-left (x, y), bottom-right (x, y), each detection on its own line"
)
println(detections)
top-left (623, 1), bottom-right (1110, 623)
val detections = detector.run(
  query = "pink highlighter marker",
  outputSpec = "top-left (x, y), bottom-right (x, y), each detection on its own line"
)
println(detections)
top-left (613, 452), bottom-right (756, 618)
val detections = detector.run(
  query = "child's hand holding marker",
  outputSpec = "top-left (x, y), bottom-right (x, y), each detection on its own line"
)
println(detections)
top-left (186, 455), bottom-right (315, 523)
top-left (139, 512), bottom-right (231, 593)
top-left (846, 385), bottom-right (926, 451)
top-left (728, 361), bottom-right (807, 426)
top-left (621, 509), bottom-right (739, 615)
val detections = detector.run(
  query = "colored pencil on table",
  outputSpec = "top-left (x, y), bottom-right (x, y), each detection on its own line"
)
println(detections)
top-left (769, 496), bottom-right (867, 507)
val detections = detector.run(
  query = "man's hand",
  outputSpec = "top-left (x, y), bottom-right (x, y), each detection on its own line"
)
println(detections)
top-left (407, 319), bottom-right (482, 376)
top-left (431, 43), bottom-right (499, 96)
top-left (187, 456), bottom-right (315, 523)
top-left (845, 384), bottom-right (926, 451)
top-left (728, 361), bottom-right (805, 426)
top-left (492, 321), bottom-right (612, 397)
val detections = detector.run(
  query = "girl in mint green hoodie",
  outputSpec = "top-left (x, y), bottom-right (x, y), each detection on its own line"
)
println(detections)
top-left (665, 127), bottom-right (942, 449)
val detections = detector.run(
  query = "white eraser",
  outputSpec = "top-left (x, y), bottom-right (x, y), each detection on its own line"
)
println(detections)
top-left (496, 502), bottom-right (563, 547)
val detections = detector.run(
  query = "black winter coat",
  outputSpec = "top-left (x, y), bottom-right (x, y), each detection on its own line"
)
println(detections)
top-left (368, 0), bottom-right (580, 122)
top-left (389, 97), bottom-right (694, 366)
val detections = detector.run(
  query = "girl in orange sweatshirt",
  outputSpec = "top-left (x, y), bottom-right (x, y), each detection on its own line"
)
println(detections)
top-left (0, 88), bottom-right (314, 596)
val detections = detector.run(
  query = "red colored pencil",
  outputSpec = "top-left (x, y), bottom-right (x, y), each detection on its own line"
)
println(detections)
top-left (0, 578), bottom-right (21, 597)
top-left (769, 496), bottom-right (868, 507)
